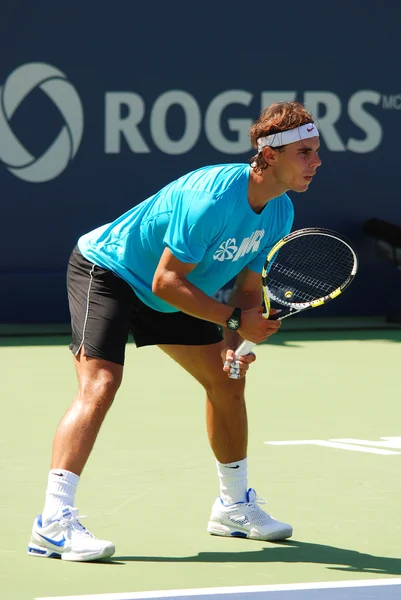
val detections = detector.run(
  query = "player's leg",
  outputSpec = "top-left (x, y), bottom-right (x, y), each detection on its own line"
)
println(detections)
top-left (158, 340), bottom-right (293, 542)
top-left (159, 341), bottom-right (247, 464)
top-left (50, 352), bottom-right (123, 475)
top-left (28, 247), bottom-right (134, 561)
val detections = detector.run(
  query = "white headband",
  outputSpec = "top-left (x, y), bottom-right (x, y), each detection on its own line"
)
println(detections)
top-left (257, 123), bottom-right (319, 152)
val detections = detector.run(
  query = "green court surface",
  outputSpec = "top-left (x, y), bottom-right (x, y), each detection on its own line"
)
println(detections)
top-left (1, 321), bottom-right (401, 600)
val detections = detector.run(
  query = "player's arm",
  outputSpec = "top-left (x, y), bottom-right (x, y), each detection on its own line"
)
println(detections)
top-left (152, 248), bottom-right (279, 344)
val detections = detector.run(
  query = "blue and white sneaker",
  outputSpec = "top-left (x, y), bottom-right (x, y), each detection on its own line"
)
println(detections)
top-left (28, 506), bottom-right (115, 561)
top-left (207, 488), bottom-right (293, 541)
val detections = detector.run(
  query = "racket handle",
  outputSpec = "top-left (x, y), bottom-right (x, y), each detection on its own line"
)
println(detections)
top-left (227, 339), bottom-right (255, 379)
top-left (234, 340), bottom-right (256, 359)
top-left (228, 308), bottom-right (273, 377)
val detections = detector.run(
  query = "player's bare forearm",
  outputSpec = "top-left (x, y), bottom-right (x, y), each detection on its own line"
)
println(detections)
top-left (153, 250), bottom-right (279, 344)
top-left (152, 269), bottom-right (234, 327)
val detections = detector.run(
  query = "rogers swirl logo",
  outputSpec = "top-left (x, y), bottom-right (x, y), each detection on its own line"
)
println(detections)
top-left (0, 63), bottom-right (84, 183)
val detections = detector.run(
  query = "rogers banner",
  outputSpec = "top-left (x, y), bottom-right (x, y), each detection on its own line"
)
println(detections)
top-left (1, 2), bottom-right (400, 322)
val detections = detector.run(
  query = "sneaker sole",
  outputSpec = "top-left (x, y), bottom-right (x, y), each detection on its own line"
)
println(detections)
top-left (28, 542), bottom-right (115, 561)
top-left (207, 522), bottom-right (293, 541)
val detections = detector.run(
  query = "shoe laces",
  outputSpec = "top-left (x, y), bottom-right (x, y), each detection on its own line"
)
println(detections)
top-left (59, 508), bottom-right (94, 538)
top-left (245, 488), bottom-right (267, 507)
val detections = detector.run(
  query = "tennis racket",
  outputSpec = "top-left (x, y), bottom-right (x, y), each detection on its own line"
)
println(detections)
top-left (229, 227), bottom-right (358, 378)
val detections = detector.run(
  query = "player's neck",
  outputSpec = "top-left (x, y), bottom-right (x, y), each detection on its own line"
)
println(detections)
top-left (248, 167), bottom-right (288, 213)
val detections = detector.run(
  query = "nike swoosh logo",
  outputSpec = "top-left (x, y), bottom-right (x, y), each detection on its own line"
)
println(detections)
top-left (226, 465), bottom-right (240, 469)
top-left (307, 125), bottom-right (315, 132)
top-left (38, 533), bottom-right (66, 547)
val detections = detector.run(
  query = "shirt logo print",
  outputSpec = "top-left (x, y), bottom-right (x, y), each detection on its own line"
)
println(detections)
top-left (213, 238), bottom-right (238, 261)
top-left (213, 230), bottom-right (265, 262)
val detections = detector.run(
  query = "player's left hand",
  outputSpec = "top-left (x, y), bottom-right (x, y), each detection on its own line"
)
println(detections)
top-left (222, 347), bottom-right (256, 379)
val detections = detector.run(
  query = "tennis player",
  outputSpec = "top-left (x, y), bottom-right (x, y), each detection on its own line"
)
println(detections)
top-left (28, 101), bottom-right (321, 561)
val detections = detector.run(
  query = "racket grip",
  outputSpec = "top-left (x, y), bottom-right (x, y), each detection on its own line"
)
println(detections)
top-left (228, 340), bottom-right (256, 379)
top-left (234, 340), bottom-right (256, 359)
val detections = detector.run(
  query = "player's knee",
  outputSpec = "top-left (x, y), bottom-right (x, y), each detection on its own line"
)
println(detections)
top-left (78, 371), bottom-right (121, 409)
top-left (204, 378), bottom-right (245, 407)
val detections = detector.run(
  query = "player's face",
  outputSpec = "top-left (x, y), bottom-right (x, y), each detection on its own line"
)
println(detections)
top-left (273, 137), bottom-right (321, 193)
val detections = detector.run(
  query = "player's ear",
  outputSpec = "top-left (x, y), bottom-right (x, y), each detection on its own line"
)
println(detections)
top-left (262, 146), bottom-right (278, 166)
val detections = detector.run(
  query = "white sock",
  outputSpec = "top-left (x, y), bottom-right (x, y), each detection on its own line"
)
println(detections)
top-left (42, 469), bottom-right (80, 526)
top-left (216, 457), bottom-right (248, 505)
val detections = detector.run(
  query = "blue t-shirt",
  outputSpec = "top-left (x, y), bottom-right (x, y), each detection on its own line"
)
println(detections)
top-left (78, 164), bottom-right (294, 312)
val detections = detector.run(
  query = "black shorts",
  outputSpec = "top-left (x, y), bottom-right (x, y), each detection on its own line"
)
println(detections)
top-left (67, 246), bottom-right (223, 365)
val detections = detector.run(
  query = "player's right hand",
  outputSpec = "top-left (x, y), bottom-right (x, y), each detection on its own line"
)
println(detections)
top-left (238, 306), bottom-right (281, 344)
top-left (222, 347), bottom-right (256, 379)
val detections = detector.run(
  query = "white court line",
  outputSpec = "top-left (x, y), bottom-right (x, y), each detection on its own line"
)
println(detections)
top-left (332, 438), bottom-right (401, 449)
top-left (265, 440), bottom-right (400, 454)
top-left (35, 578), bottom-right (401, 600)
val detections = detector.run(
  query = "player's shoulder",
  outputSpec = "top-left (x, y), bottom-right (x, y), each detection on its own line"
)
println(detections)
top-left (174, 163), bottom-right (250, 195)
top-left (264, 192), bottom-right (294, 227)
top-left (274, 192), bottom-right (294, 212)
top-left (277, 191), bottom-right (293, 205)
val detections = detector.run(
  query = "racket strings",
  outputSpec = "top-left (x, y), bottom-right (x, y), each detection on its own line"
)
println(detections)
top-left (267, 235), bottom-right (355, 304)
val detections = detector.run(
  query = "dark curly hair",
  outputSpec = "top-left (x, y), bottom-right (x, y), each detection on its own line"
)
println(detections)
top-left (250, 101), bottom-right (315, 172)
